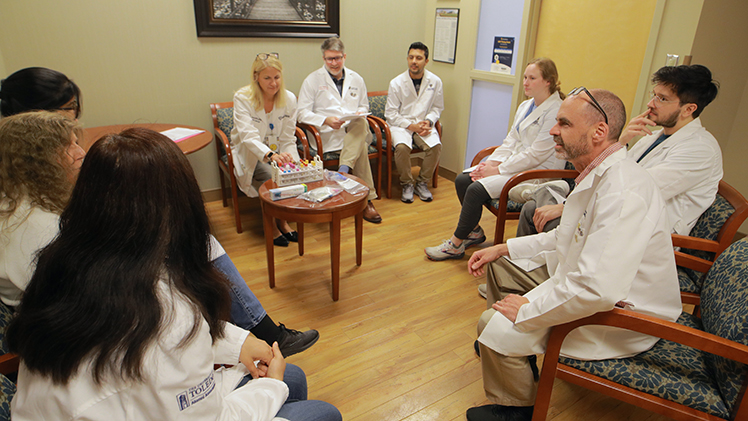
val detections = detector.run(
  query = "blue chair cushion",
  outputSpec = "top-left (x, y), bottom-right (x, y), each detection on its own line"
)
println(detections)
top-left (700, 237), bottom-right (748, 414)
top-left (560, 312), bottom-right (731, 418)
top-left (216, 107), bottom-right (234, 139)
top-left (0, 302), bottom-right (13, 355)
top-left (489, 199), bottom-right (523, 213)
top-left (368, 95), bottom-right (387, 119)
top-left (0, 373), bottom-right (13, 421)
top-left (677, 267), bottom-right (700, 294)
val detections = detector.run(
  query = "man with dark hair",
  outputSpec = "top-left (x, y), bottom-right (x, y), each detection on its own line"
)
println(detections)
top-left (465, 89), bottom-right (682, 421)
top-left (385, 42), bottom-right (444, 203)
top-left (503, 65), bottom-right (723, 297)
top-left (298, 37), bottom-right (382, 223)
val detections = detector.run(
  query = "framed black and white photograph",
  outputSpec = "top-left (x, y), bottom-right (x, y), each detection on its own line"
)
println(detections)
top-left (193, 0), bottom-right (339, 38)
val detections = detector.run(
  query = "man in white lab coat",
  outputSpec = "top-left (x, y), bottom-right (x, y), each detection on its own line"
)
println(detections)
top-left (385, 42), bottom-right (444, 203)
top-left (516, 65), bottom-right (722, 240)
top-left (464, 89), bottom-right (682, 421)
top-left (297, 36), bottom-right (382, 223)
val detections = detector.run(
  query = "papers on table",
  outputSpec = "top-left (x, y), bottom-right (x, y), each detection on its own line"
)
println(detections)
top-left (160, 128), bottom-right (205, 143)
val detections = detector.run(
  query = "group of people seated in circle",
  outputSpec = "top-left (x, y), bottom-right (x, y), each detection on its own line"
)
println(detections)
top-left (0, 30), bottom-right (726, 421)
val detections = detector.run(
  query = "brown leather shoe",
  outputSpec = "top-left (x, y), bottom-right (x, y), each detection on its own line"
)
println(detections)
top-left (363, 201), bottom-right (382, 224)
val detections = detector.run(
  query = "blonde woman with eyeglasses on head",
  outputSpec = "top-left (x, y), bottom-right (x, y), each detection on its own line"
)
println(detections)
top-left (231, 53), bottom-right (300, 247)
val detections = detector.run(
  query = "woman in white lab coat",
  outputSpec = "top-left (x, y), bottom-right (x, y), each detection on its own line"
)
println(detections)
top-left (231, 53), bottom-right (300, 247)
top-left (7, 127), bottom-right (341, 421)
top-left (425, 58), bottom-right (566, 261)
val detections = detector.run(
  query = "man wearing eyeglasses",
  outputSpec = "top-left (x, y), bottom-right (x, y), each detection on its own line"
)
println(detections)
top-left (297, 36), bottom-right (382, 223)
top-left (515, 65), bottom-right (722, 241)
top-left (465, 89), bottom-right (681, 421)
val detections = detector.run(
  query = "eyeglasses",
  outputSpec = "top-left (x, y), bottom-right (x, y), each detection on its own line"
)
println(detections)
top-left (569, 87), bottom-right (608, 124)
top-left (57, 98), bottom-right (80, 118)
top-left (323, 55), bottom-right (344, 63)
top-left (649, 91), bottom-right (679, 106)
top-left (256, 52), bottom-right (279, 60)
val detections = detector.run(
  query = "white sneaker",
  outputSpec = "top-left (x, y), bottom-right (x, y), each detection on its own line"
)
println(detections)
top-left (425, 239), bottom-right (465, 261)
top-left (414, 182), bottom-right (433, 202)
top-left (463, 226), bottom-right (486, 249)
top-left (401, 184), bottom-right (414, 203)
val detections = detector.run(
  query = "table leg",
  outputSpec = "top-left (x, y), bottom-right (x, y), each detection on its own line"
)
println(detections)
top-left (298, 222), bottom-right (304, 256)
top-left (355, 211), bottom-right (363, 266)
top-left (330, 214), bottom-right (341, 301)
top-left (262, 205), bottom-right (276, 288)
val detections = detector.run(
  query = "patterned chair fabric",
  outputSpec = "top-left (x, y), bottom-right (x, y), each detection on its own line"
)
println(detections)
top-left (0, 302), bottom-right (12, 355)
top-left (559, 237), bottom-right (748, 419)
top-left (0, 373), bottom-right (13, 421)
top-left (678, 194), bottom-right (735, 292)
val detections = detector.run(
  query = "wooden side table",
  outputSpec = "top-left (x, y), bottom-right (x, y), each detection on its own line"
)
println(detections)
top-left (258, 175), bottom-right (368, 301)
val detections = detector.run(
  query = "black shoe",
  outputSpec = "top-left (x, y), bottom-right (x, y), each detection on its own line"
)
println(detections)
top-left (474, 339), bottom-right (480, 357)
top-left (277, 323), bottom-right (319, 357)
top-left (282, 231), bottom-right (298, 242)
top-left (273, 235), bottom-right (290, 247)
top-left (466, 404), bottom-right (533, 421)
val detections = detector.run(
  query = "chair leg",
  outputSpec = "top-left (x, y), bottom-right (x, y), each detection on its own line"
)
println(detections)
top-left (219, 170), bottom-right (228, 207)
top-left (432, 160), bottom-right (439, 188)
top-left (387, 147), bottom-right (393, 199)
top-left (230, 177), bottom-right (243, 234)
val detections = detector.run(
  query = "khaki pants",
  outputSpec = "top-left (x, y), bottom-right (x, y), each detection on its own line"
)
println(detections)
top-left (338, 118), bottom-right (377, 201)
top-left (486, 257), bottom-right (549, 304)
top-left (478, 257), bottom-right (550, 406)
top-left (394, 134), bottom-right (441, 185)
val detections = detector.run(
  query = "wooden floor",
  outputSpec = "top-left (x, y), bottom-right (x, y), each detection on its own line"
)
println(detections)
top-left (206, 174), bottom-right (671, 421)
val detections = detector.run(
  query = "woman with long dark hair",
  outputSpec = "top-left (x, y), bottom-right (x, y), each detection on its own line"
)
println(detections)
top-left (0, 66), bottom-right (319, 357)
top-left (7, 128), bottom-right (340, 420)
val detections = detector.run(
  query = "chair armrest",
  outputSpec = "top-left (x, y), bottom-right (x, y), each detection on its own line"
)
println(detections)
top-left (671, 234), bottom-right (721, 254)
top-left (296, 122), bottom-right (324, 156)
top-left (545, 308), bottom-right (748, 365)
top-left (494, 169), bottom-right (580, 215)
top-left (0, 352), bottom-right (19, 375)
top-left (674, 250), bottom-right (713, 273)
top-left (367, 115), bottom-right (391, 149)
top-left (435, 121), bottom-right (442, 138)
top-left (470, 146), bottom-right (499, 167)
top-left (294, 127), bottom-right (312, 161)
top-left (365, 117), bottom-right (383, 154)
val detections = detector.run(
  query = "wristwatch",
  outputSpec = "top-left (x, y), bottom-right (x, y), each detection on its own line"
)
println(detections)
top-left (266, 151), bottom-right (276, 162)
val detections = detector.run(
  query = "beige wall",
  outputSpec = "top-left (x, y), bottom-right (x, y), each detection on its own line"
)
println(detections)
top-left (0, 0), bottom-right (426, 191)
top-left (690, 0), bottom-right (748, 233)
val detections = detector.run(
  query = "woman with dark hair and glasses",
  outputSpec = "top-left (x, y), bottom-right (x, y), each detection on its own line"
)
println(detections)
top-left (425, 58), bottom-right (567, 261)
top-left (231, 53), bottom-right (300, 247)
top-left (7, 127), bottom-right (341, 421)
top-left (0, 66), bottom-right (319, 357)
top-left (0, 67), bottom-right (81, 119)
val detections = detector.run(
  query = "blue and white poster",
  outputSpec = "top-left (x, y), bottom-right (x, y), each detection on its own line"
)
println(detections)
top-left (491, 36), bottom-right (514, 74)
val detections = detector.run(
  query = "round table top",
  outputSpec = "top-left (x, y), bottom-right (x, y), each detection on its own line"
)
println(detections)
top-left (259, 174), bottom-right (368, 216)
top-left (82, 123), bottom-right (212, 154)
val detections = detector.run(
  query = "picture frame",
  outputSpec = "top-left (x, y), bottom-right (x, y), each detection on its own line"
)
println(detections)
top-left (193, 0), bottom-right (339, 38)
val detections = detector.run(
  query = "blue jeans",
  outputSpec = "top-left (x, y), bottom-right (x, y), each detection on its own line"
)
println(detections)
top-left (212, 253), bottom-right (266, 330)
top-left (237, 364), bottom-right (342, 421)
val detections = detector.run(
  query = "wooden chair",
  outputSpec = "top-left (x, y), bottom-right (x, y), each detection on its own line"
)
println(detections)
top-left (672, 180), bottom-right (748, 308)
top-left (367, 90), bottom-right (441, 199)
top-left (532, 237), bottom-right (748, 421)
top-left (210, 102), bottom-right (311, 233)
top-left (470, 146), bottom-right (579, 244)
top-left (296, 116), bottom-right (382, 199)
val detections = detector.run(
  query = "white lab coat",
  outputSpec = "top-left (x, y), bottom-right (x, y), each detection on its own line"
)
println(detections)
top-left (479, 148), bottom-right (682, 360)
top-left (12, 280), bottom-right (290, 421)
top-left (230, 89), bottom-right (300, 197)
top-left (384, 69), bottom-right (444, 148)
top-left (0, 198), bottom-right (58, 307)
top-left (297, 66), bottom-right (370, 153)
top-left (627, 118), bottom-right (723, 235)
top-left (478, 92), bottom-right (565, 197)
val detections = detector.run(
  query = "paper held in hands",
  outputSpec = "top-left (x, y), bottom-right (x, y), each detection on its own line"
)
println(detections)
top-left (338, 113), bottom-right (370, 122)
top-left (160, 128), bottom-right (205, 143)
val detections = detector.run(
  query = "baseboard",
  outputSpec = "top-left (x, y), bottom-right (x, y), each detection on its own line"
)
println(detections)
top-left (201, 189), bottom-right (223, 203)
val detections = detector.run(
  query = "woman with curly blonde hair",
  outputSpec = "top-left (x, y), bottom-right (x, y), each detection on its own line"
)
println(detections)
top-left (0, 111), bottom-right (84, 306)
